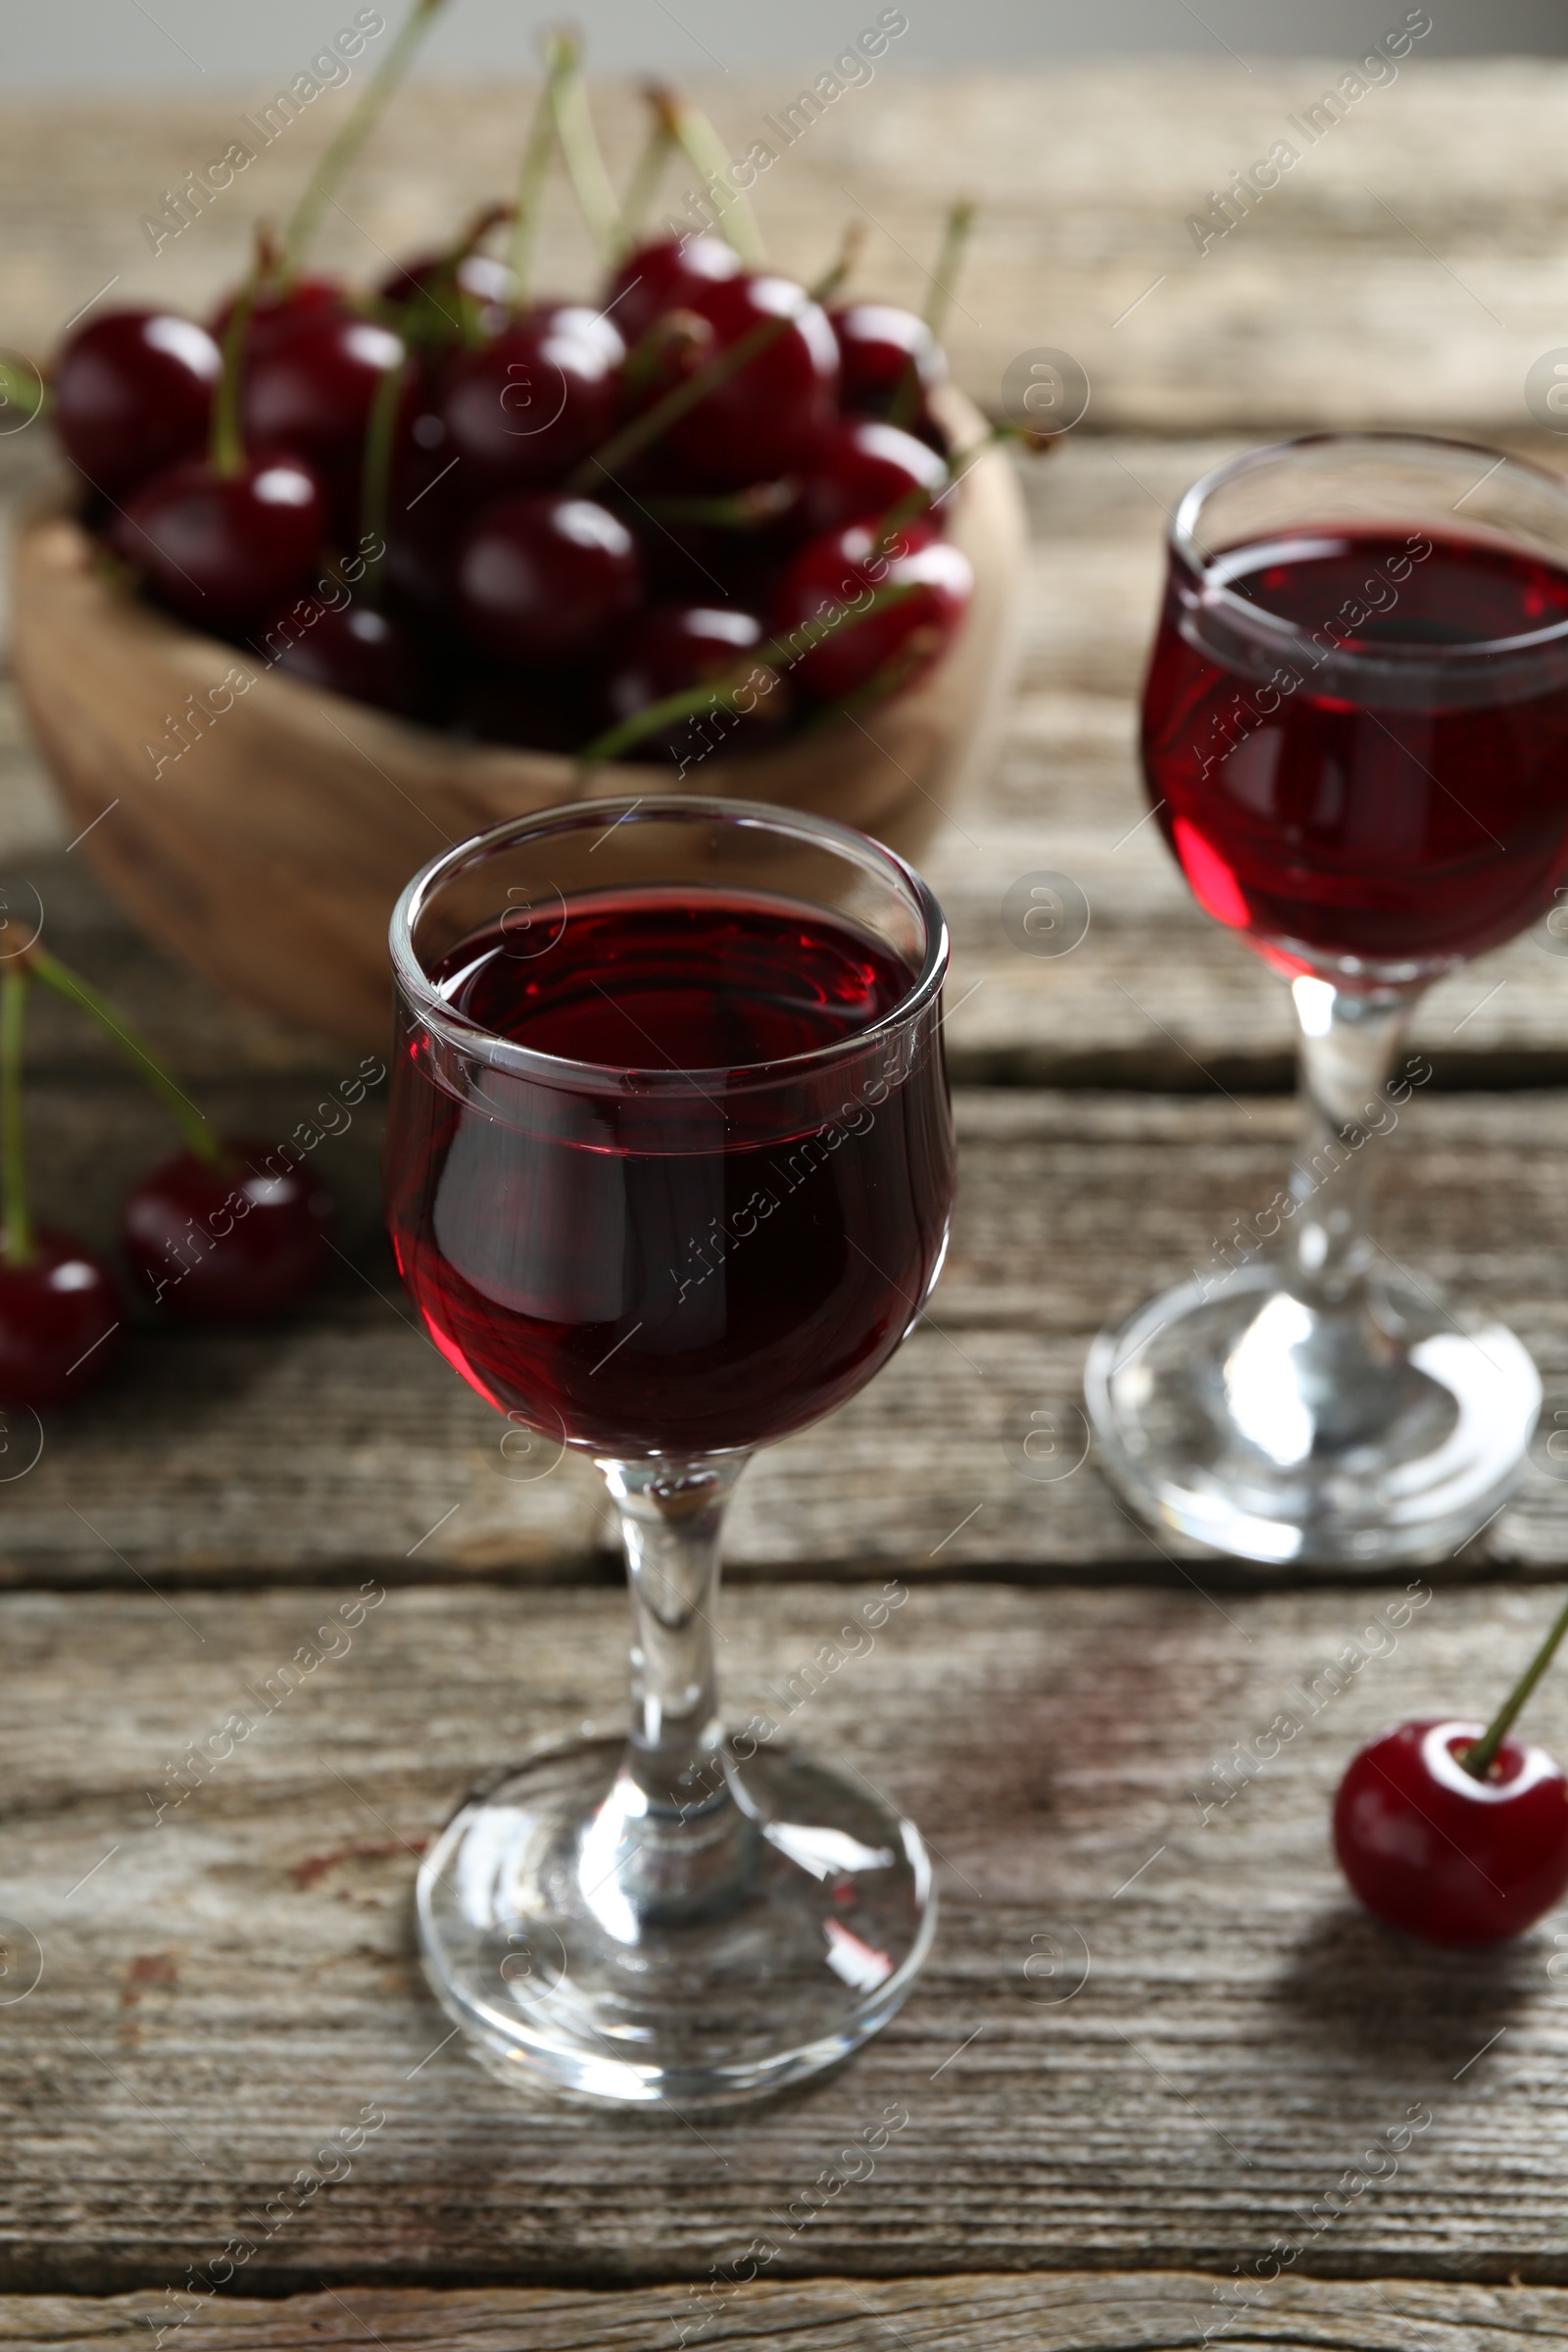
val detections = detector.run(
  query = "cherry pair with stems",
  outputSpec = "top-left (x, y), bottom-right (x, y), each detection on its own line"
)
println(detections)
top-left (0, 947), bottom-right (331, 1409)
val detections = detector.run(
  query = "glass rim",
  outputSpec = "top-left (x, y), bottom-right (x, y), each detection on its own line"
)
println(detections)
top-left (1171, 428), bottom-right (1568, 667)
top-left (388, 792), bottom-right (951, 1090)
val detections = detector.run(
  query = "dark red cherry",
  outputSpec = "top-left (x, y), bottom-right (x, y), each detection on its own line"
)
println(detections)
top-left (1335, 1717), bottom-right (1568, 1944)
top-left (381, 400), bottom-right (468, 618)
top-left (122, 1142), bottom-right (333, 1323)
top-left (242, 315), bottom-right (406, 474)
top-left (109, 451), bottom-right (325, 628)
top-left (662, 273), bottom-right (839, 489)
top-left (829, 301), bottom-right (946, 418)
top-left (210, 275), bottom-right (347, 358)
top-left (379, 249), bottom-right (515, 324)
top-left (0, 1230), bottom-right (122, 1409)
top-left (455, 492), bottom-right (643, 665)
top-left (52, 309), bottom-right (220, 498)
top-left (258, 596), bottom-right (434, 719)
top-left (605, 604), bottom-right (770, 760)
top-left (438, 307), bottom-right (625, 494)
top-left (771, 517), bottom-right (972, 700)
top-left (797, 416), bottom-right (948, 541)
top-left (452, 665), bottom-right (598, 753)
top-left (603, 234), bottom-right (743, 348)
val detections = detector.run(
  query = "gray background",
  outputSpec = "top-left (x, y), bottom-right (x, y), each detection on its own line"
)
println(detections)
top-left (3, 0), bottom-right (1566, 86)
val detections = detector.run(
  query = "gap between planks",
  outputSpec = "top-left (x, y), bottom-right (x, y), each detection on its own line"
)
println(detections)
top-left (0, 2272), bottom-right (1564, 2351)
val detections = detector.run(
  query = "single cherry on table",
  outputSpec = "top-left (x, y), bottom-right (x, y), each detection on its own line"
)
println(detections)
top-left (1334, 1593), bottom-right (1568, 1943)
top-left (122, 1143), bottom-right (334, 1323)
top-left (0, 1230), bottom-right (122, 1410)
top-left (0, 960), bottom-right (122, 1409)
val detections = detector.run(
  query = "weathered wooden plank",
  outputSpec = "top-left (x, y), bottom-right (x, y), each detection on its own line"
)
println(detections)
top-left (9, 1085), bottom-right (1568, 1583)
top-left (2, 2272), bottom-right (1567, 2352)
top-left (4, 1580), bottom-right (1568, 2288)
top-left (2, 66), bottom-right (1567, 433)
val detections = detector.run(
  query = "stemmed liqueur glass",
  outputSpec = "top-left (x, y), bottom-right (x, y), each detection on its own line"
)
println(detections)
top-left (385, 796), bottom-right (954, 2103)
top-left (1086, 433), bottom-right (1568, 1566)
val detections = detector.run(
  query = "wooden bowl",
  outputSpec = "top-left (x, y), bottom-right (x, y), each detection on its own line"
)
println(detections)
top-left (11, 388), bottom-right (1027, 1050)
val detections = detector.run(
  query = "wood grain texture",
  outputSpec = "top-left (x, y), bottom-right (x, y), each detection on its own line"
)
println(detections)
top-left (0, 65), bottom-right (1566, 434)
top-left (5, 1085), bottom-right (1568, 1585)
top-left (5, 1580), bottom-right (1568, 2290)
top-left (2, 2272), bottom-right (1568, 2351)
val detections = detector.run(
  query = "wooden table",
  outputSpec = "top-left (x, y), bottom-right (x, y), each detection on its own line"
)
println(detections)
top-left (6, 59), bottom-right (1568, 2350)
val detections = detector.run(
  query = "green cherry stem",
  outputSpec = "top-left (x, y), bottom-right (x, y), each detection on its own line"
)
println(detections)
top-left (544, 27), bottom-right (621, 262)
top-left (636, 477), bottom-right (800, 529)
top-left (659, 86), bottom-right (763, 267)
top-left (565, 233), bottom-right (856, 494)
top-left (1461, 1594), bottom-right (1568, 1780)
top-left (922, 196), bottom-right (976, 341)
top-left (508, 56), bottom-right (560, 309)
top-left (0, 358), bottom-right (48, 430)
top-left (575, 579), bottom-right (917, 766)
top-left (209, 271), bottom-right (256, 478)
top-left (0, 968), bottom-right (33, 1271)
top-left (801, 622), bottom-right (939, 733)
top-left (24, 948), bottom-right (222, 1168)
top-left (618, 86), bottom-right (679, 246)
top-left (282, 0), bottom-right (448, 276)
top-left (359, 351), bottom-right (411, 592)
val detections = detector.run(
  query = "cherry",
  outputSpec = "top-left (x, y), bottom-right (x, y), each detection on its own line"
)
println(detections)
top-left (605, 603), bottom-right (769, 760)
top-left (438, 306), bottom-right (625, 495)
top-left (796, 416), bottom-right (948, 541)
top-left (0, 1230), bottom-right (122, 1410)
top-left (259, 597), bottom-right (434, 720)
top-left (122, 1142), bottom-right (333, 1323)
top-left (380, 249), bottom-right (515, 309)
top-left (1335, 1717), bottom-right (1568, 1944)
top-left (455, 492), bottom-right (642, 665)
top-left (379, 250), bottom-right (516, 344)
top-left (453, 665), bottom-right (599, 753)
top-left (210, 275), bottom-right (347, 358)
top-left (828, 301), bottom-right (946, 420)
top-left (603, 234), bottom-right (743, 349)
top-left (771, 516), bottom-right (972, 701)
top-left (108, 450), bottom-right (325, 629)
top-left (242, 314), bottom-right (406, 476)
top-left (662, 272), bottom-right (840, 490)
top-left (379, 394), bottom-right (470, 619)
top-left (52, 309), bottom-right (221, 498)
top-left (384, 493), bottom-right (463, 623)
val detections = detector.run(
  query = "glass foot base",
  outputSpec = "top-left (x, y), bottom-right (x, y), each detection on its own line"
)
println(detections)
top-left (1085, 1260), bottom-right (1542, 1566)
top-left (416, 1737), bottom-right (935, 2107)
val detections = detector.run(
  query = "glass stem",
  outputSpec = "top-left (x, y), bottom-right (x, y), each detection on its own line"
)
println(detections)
top-left (589, 1454), bottom-right (756, 1929)
top-left (1287, 973), bottom-right (1424, 1304)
